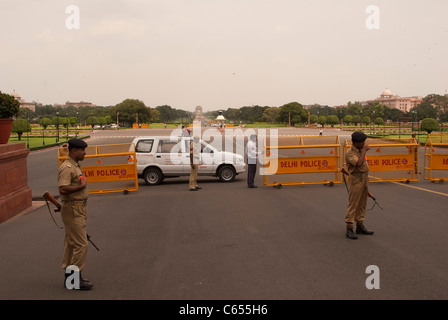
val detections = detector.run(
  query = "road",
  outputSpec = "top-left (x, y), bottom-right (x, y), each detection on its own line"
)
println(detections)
top-left (1, 127), bottom-right (448, 303)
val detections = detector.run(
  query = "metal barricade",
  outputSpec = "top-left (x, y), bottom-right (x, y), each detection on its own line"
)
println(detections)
top-left (58, 143), bottom-right (138, 194)
top-left (262, 135), bottom-right (342, 187)
top-left (424, 134), bottom-right (448, 182)
top-left (343, 138), bottom-right (419, 183)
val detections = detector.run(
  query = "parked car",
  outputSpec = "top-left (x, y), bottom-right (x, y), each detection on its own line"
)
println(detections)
top-left (131, 136), bottom-right (246, 185)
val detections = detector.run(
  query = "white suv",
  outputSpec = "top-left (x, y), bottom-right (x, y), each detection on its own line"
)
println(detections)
top-left (131, 136), bottom-right (246, 185)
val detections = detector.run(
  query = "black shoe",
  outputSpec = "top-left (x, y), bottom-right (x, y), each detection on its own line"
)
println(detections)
top-left (195, 187), bottom-right (202, 190)
top-left (356, 225), bottom-right (374, 235)
top-left (248, 185), bottom-right (258, 188)
top-left (64, 272), bottom-right (93, 290)
top-left (346, 228), bottom-right (358, 240)
top-left (189, 188), bottom-right (198, 191)
top-left (78, 278), bottom-right (94, 290)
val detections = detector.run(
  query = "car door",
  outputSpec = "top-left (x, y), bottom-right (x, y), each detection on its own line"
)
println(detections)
top-left (134, 139), bottom-right (155, 173)
top-left (198, 141), bottom-right (216, 174)
top-left (154, 138), bottom-right (185, 175)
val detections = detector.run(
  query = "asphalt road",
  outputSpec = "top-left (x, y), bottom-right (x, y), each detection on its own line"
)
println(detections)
top-left (1, 127), bottom-right (448, 302)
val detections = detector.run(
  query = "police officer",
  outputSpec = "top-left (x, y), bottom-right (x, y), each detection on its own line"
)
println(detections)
top-left (344, 132), bottom-right (374, 240)
top-left (246, 134), bottom-right (261, 188)
top-left (57, 138), bottom-right (93, 289)
top-left (189, 136), bottom-right (201, 191)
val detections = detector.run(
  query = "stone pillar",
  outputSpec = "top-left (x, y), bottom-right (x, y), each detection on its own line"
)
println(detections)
top-left (0, 143), bottom-right (32, 224)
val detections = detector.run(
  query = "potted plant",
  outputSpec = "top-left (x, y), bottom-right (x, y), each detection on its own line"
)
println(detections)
top-left (0, 90), bottom-right (21, 143)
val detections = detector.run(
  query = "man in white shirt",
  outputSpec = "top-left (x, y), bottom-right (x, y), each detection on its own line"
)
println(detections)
top-left (246, 134), bottom-right (260, 188)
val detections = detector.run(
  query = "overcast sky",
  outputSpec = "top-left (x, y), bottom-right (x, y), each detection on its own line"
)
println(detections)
top-left (1, 0), bottom-right (447, 112)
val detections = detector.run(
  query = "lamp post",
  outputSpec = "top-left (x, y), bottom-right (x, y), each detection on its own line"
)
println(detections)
top-left (411, 110), bottom-right (415, 133)
top-left (372, 110), bottom-right (375, 134)
top-left (56, 111), bottom-right (59, 143)
top-left (360, 110), bottom-right (362, 130)
top-left (66, 113), bottom-right (69, 141)
top-left (76, 111), bottom-right (79, 137)
top-left (42, 117), bottom-right (45, 146)
top-left (26, 116), bottom-right (30, 149)
top-left (117, 112), bottom-right (119, 130)
top-left (340, 110), bottom-right (342, 130)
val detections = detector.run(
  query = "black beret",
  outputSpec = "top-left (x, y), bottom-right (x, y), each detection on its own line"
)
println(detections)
top-left (351, 131), bottom-right (367, 142)
top-left (68, 138), bottom-right (88, 149)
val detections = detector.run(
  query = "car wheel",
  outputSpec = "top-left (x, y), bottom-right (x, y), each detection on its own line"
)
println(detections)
top-left (143, 168), bottom-right (163, 185)
top-left (218, 165), bottom-right (236, 182)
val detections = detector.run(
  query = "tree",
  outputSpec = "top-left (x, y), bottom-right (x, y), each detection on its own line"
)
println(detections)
top-left (362, 116), bottom-right (371, 126)
top-left (39, 117), bottom-right (52, 130)
top-left (69, 116), bottom-right (78, 126)
top-left (326, 115), bottom-right (340, 127)
top-left (310, 114), bottom-right (318, 124)
top-left (352, 115), bottom-right (361, 126)
top-left (110, 99), bottom-right (152, 126)
top-left (420, 118), bottom-right (440, 134)
top-left (149, 109), bottom-right (160, 123)
top-left (318, 116), bottom-right (326, 126)
top-left (12, 118), bottom-right (31, 140)
top-left (262, 107), bottom-right (279, 123)
top-left (275, 102), bottom-right (307, 126)
top-left (374, 117), bottom-right (384, 126)
top-left (344, 115), bottom-right (353, 124)
top-left (390, 108), bottom-right (404, 122)
top-left (87, 116), bottom-right (98, 128)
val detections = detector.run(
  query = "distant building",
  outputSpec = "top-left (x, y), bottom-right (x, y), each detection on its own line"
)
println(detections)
top-left (11, 90), bottom-right (36, 112)
top-left (362, 89), bottom-right (422, 113)
top-left (64, 101), bottom-right (95, 108)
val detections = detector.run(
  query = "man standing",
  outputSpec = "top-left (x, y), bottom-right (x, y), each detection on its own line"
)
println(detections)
top-left (344, 132), bottom-right (374, 240)
top-left (189, 136), bottom-right (201, 191)
top-left (246, 134), bottom-right (260, 188)
top-left (58, 138), bottom-right (93, 290)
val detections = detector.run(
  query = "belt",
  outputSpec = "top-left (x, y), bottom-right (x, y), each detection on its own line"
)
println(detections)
top-left (62, 200), bottom-right (87, 205)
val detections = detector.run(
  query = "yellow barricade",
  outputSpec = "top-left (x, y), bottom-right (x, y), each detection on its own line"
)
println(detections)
top-left (58, 143), bottom-right (138, 194)
top-left (424, 134), bottom-right (448, 182)
top-left (262, 135), bottom-right (342, 187)
top-left (343, 138), bottom-right (419, 183)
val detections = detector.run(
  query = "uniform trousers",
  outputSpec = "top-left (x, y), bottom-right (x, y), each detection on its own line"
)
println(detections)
top-left (345, 175), bottom-right (368, 228)
top-left (247, 163), bottom-right (257, 187)
top-left (189, 164), bottom-right (198, 189)
top-left (61, 202), bottom-right (88, 272)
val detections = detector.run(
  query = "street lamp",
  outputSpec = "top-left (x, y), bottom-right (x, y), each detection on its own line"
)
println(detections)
top-left (66, 112), bottom-right (69, 141)
top-left (360, 110), bottom-right (362, 129)
top-left (56, 111), bottom-right (59, 143)
top-left (117, 112), bottom-right (119, 130)
top-left (411, 110), bottom-right (415, 132)
top-left (42, 117), bottom-right (45, 145)
top-left (26, 116), bottom-right (30, 149)
top-left (340, 110), bottom-right (342, 130)
top-left (76, 111), bottom-right (79, 137)
top-left (372, 110), bottom-right (375, 134)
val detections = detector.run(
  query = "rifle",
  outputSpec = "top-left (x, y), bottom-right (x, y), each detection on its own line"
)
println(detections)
top-left (43, 191), bottom-right (100, 251)
top-left (340, 168), bottom-right (384, 211)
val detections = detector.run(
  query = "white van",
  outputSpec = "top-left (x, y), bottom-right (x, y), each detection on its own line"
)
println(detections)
top-left (131, 136), bottom-right (246, 185)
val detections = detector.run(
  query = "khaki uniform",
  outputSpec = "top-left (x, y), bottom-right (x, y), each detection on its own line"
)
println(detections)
top-left (189, 140), bottom-right (199, 190)
top-left (345, 146), bottom-right (369, 228)
top-left (57, 156), bottom-right (89, 271)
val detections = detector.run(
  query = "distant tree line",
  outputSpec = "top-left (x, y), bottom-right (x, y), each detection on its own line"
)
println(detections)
top-left (13, 93), bottom-right (448, 129)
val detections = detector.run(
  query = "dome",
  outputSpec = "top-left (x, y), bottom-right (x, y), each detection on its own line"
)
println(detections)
top-left (381, 88), bottom-right (393, 97)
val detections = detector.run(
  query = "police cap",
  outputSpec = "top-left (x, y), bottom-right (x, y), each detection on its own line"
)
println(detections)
top-left (351, 131), bottom-right (367, 142)
top-left (68, 138), bottom-right (88, 149)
